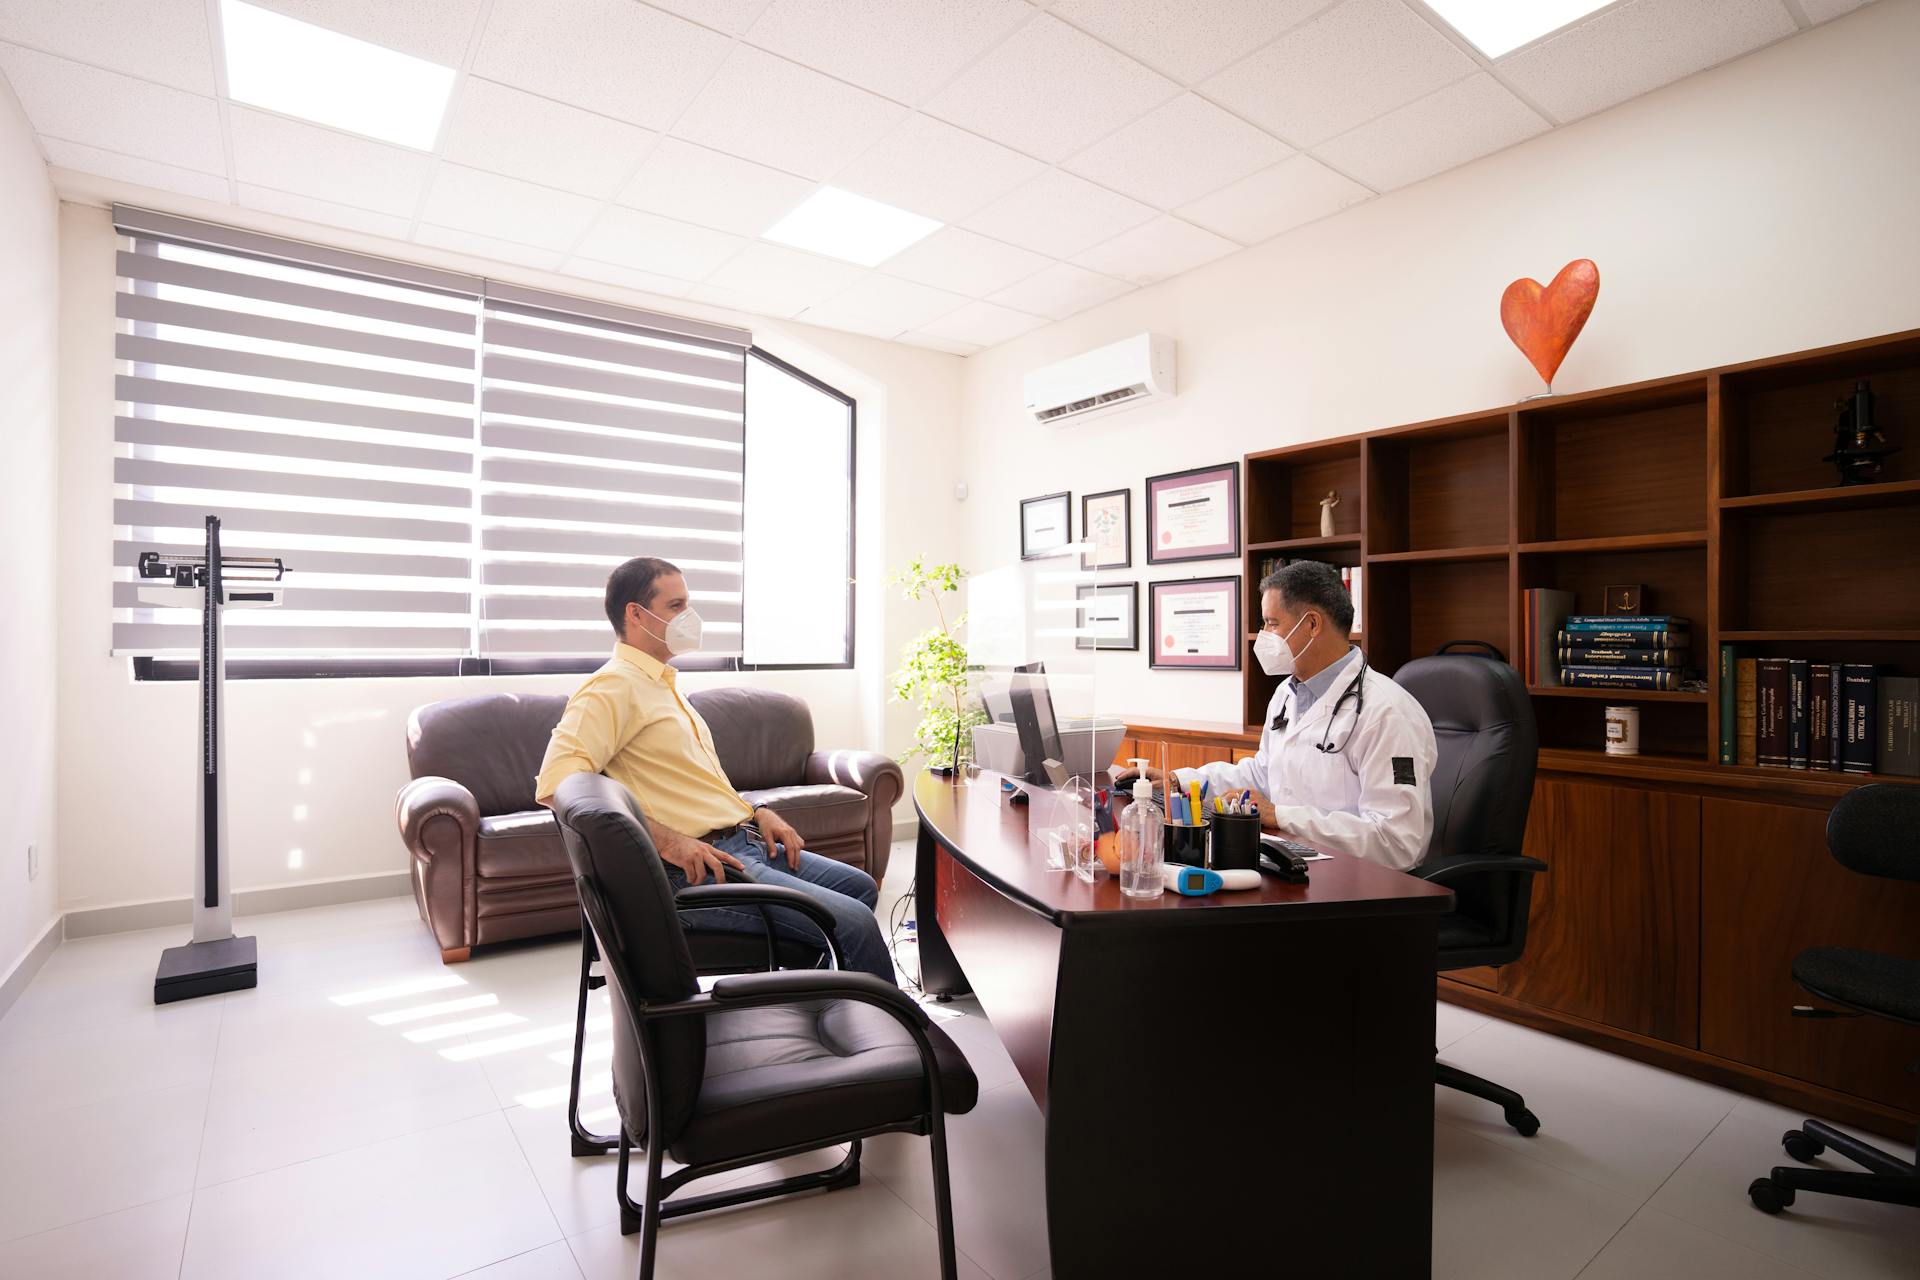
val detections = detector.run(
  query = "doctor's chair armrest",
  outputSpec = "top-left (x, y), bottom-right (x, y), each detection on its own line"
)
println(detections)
top-left (396, 776), bottom-right (480, 862)
top-left (1413, 853), bottom-right (1548, 887)
top-left (675, 882), bottom-right (842, 939)
top-left (710, 970), bottom-right (928, 1026)
top-left (803, 749), bottom-right (905, 808)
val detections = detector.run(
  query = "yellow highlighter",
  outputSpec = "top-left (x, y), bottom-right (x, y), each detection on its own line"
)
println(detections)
top-left (1188, 781), bottom-right (1203, 817)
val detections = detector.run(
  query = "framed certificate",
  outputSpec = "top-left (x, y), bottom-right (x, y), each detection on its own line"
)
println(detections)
top-left (1149, 576), bottom-right (1241, 670)
top-left (1079, 488), bottom-right (1131, 571)
top-left (1019, 491), bottom-right (1071, 561)
top-left (1075, 582), bottom-right (1138, 652)
top-left (1146, 462), bottom-right (1240, 564)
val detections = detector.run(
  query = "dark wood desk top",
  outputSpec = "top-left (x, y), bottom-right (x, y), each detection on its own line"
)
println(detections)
top-left (914, 769), bottom-right (1452, 930)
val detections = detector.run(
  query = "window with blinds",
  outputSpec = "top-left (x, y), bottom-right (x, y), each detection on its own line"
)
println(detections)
top-left (107, 207), bottom-right (834, 675)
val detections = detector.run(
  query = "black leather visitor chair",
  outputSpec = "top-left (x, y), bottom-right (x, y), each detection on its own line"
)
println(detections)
top-left (1396, 645), bottom-right (1549, 1136)
top-left (552, 773), bottom-right (980, 1280)
top-left (1748, 783), bottom-right (1920, 1216)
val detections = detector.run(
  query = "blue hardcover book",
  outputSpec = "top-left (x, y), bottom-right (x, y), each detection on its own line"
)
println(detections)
top-left (1565, 615), bottom-right (1681, 626)
top-left (1561, 665), bottom-right (1681, 690)
top-left (1563, 619), bottom-right (1690, 634)
top-left (1787, 659), bottom-right (1810, 770)
top-left (1840, 664), bottom-right (1881, 775)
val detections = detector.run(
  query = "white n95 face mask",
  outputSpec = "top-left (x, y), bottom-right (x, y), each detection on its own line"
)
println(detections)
top-left (1254, 615), bottom-right (1308, 677)
top-left (642, 604), bottom-right (705, 655)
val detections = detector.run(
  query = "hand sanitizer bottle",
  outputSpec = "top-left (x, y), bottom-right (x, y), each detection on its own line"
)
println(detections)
top-left (1118, 765), bottom-right (1164, 899)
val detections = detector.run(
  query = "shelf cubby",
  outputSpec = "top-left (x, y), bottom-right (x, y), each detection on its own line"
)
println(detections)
top-left (1363, 415), bottom-right (1510, 555)
top-left (1245, 441), bottom-right (1361, 544)
top-left (1718, 333), bottom-right (1920, 499)
top-left (1532, 694), bottom-right (1708, 759)
top-left (1517, 379), bottom-right (1708, 543)
top-left (1364, 558), bottom-right (1510, 677)
top-left (1719, 503), bottom-right (1920, 633)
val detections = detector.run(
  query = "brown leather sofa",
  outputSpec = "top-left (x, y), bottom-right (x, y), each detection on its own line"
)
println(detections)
top-left (396, 687), bottom-right (904, 963)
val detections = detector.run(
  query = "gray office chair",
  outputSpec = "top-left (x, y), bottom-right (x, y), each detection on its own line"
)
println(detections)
top-left (1396, 644), bottom-right (1548, 1136)
top-left (552, 773), bottom-right (979, 1280)
top-left (1748, 783), bottom-right (1920, 1215)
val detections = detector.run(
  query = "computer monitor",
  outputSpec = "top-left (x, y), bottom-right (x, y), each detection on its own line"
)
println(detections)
top-left (1008, 661), bottom-right (1065, 788)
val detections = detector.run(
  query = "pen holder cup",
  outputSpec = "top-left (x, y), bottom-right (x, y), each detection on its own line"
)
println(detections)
top-left (1208, 811), bottom-right (1262, 871)
top-left (1163, 819), bottom-right (1209, 867)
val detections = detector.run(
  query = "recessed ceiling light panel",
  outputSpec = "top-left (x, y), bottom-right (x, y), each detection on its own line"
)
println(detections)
top-left (220, 0), bottom-right (457, 150)
top-left (762, 187), bottom-right (943, 268)
top-left (1422, 0), bottom-right (1615, 58)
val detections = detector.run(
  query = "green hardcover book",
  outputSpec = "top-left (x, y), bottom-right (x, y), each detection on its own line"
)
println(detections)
top-left (1719, 645), bottom-right (1736, 765)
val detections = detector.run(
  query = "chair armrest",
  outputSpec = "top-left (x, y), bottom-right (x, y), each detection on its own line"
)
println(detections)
top-left (803, 749), bottom-right (905, 882)
top-left (710, 969), bottom-right (927, 1024)
top-left (396, 776), bottom-right (479, 860)
top-left (674, 882), bottom-right (844, 967)
top-left (1414, 853), bottom-right (1548, 887)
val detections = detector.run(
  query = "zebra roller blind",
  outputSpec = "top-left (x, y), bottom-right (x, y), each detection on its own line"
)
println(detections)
top-left (111, 207), bottom-right (751, 661)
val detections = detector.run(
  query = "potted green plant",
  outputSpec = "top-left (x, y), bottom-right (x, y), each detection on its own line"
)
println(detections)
top-left (888, 557), bottom-right (986, 774)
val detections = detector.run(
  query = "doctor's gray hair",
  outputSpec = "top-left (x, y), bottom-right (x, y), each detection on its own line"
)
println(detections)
top-left (1259, 560), bottom-right (1354, 635)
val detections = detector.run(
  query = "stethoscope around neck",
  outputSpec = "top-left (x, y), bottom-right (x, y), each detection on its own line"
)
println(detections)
top-left (1272, 652), bottom-right (1370, 754)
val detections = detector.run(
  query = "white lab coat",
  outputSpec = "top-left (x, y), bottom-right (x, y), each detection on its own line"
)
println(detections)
top-left (1175, 652), bottom-right (1438, 871)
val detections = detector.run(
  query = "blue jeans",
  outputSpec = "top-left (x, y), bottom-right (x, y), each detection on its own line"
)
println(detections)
top-left (667, 824), bottom-right (894, 983)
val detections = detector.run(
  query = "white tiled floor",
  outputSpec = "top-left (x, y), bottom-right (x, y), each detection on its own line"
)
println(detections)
top-left (1, 844), bottom-right (1913, 1280)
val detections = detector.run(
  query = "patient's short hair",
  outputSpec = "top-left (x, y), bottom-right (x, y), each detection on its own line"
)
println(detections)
top-left (604, 557), bottom-right (681, 633)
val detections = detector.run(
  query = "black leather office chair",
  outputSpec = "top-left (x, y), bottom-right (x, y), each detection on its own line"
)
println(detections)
top-left (1396, 646), bottom-right (1548, 1136)
top-left (552, 774), bottom-right (979, 1280)
top-left (1748, 783), bottom-right (1920, 1215)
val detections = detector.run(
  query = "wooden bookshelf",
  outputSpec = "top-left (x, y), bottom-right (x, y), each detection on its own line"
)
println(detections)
top-left (1219, 326), bottom-right (1920, 1138)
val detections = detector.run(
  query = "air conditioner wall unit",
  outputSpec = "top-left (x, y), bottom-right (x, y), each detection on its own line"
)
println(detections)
top-left (1023, 333), bottom-right (1175, 425)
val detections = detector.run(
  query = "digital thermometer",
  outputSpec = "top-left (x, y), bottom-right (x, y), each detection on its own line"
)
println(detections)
top-left (1161, 864), bottom-right (1261, 896)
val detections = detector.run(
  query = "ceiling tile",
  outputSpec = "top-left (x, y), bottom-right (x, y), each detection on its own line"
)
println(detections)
top-left (1799, 0), bottom-right (1870, 20)
top-left (644, 0), bottom-right (766, 33)
top-left (988, 262), bottom-right (1132, 320)
top-left (925, 14), bottom-right (1178, 163)
top-left (0, 0), bottom-right (214, 93)
top-left (744, 0), bottom-right (1035, 105)
top-left (1049, 0), bottom-right (1327, 84)
top-left (420, 165), bottom-right (602, 252)
top-left (1176, 153), bottom-right (1372, 245)
top-left (689, 280), bottom-right (824, 319)
top-left (672, 45), bottom-right (908, 180)
top-left (1071, 215), bottom-right (1238, 286)
top-left (1063, 93), bottom-right (1291, 210)
top-left (1200, 0), bottom-right (1475, 147)
top-left (441, 78), bottom-right (653, 199)
top-left (896, 331), bottom-right (982, 356)
top-left (798, 273), bottom-right (970, 338)
top-left (229, 107), bottom-right (435, 215)
top-left (1314, 73), bottom-right (1548, 192)
top-left (474, 0), bottom-right (731, 129)
top-left (562, 258), bottom-right (699, 298)
top-left (0, 43), bottom-right (224, 172)
top-left (962, 169), bottom-right (1156, 259)
top-left (247, 0), bottom-right (484, 66)
top-left (235, 184), bottom-right (415, 238)
top-left (414, 223), bottom-right (565, 271)
top-left (831, 114), bottom-right (1044, 223)
top-left (615, 137), bottom-right (815, 238)
top-left (41, 138), bottom-right (228, 202)
top-left (1498, 0), bottom-right (1797, 123)
top-left (881, 226), bottom-right (1050, 296)
top-left (918, 299), bottom-right (1046, 346)
top-left (574, 206), bottom-right (749, 279)
top-left (702, 242), bottom-right (869, 315)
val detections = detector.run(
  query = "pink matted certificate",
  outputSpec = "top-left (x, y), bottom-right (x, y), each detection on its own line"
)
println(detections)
top-left (1150, 576), bottom-right (1241, 670)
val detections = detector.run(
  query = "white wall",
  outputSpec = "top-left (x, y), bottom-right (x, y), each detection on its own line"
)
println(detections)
top-left (0, 77), bottom-right (60, 976)
top-left (54, 202), bottom-right (962, 915)
top-left (956, 0), bottom-right (1920, 727)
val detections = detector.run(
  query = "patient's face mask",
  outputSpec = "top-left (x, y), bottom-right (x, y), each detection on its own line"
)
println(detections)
top-left (1254, 614), bottom-right (1309, 677)
top-left (639, 602), bottom-right (705, 655)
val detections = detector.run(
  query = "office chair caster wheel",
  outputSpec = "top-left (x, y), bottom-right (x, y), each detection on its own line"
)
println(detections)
top-left (1781, 1129), bottom-right (1825, 1163)
top-left (1747, 1178), bottom-right (1793, 1214)
top-left (1505, 1107), bottom-right (1540, 1137)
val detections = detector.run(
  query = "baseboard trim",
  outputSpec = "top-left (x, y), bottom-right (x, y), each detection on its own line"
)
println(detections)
top-left (61, 871), bottom-right (414, 940)
top-left (892, 817), bottom-right (916, 842)
top-left (0, 914), bottom-right (64, 1022)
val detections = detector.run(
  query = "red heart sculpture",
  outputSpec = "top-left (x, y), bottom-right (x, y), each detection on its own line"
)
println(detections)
top-left (1500, 259), bottom-right (1599, 388)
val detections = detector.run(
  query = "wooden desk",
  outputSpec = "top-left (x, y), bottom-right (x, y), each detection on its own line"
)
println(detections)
top-left (912, 770), bottom-right (1454, 1278)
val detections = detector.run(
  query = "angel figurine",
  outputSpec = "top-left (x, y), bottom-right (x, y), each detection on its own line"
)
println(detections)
top-left (1319, 490), bottom-right (1340, 538)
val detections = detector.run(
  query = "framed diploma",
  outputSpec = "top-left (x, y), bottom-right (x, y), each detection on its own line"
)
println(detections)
top-left (1149, 576), bottom-right (1242, 670)
top-left (1079, 488), bottom-right (1131, 570)
top-left (1019, 491), bottom-right (1071, 561)
top-left (1075, 582), bottom-right (1138, 651)
top-left (1146, 462), bottom-right (1240, 564)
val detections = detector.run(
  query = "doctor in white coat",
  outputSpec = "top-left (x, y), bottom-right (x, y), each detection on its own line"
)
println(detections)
top-left (1158, 561), bottom-right (1438, 872)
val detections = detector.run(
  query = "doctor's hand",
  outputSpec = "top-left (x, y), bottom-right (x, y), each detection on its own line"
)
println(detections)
top-left (1252, 795), bottom-right (1282, 833)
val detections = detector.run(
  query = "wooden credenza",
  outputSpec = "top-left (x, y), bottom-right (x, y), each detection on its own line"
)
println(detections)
top-left (1121, 718), bottom-right (1920, 1140)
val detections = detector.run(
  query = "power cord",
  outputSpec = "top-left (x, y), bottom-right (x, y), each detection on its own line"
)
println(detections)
top-left (887, 875), bottom-right (923, 996)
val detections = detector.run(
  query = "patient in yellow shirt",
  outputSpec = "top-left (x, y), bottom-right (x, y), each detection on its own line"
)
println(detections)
top-left (535, 557), bottom-right (893, 982)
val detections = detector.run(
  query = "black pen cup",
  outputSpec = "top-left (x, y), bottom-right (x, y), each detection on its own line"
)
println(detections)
top-left (1163, 819), bottom-right (1209, 867)
top-left (1208, 811), bottom-right (1262, 871)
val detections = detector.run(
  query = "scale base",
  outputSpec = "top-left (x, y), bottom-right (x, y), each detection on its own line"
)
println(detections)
top-left (155, 934), bottom-right (257, 1004)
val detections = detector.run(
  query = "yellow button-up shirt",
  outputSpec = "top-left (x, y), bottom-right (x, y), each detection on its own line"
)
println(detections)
top-left (534, 643), bottom-right (755, 837)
